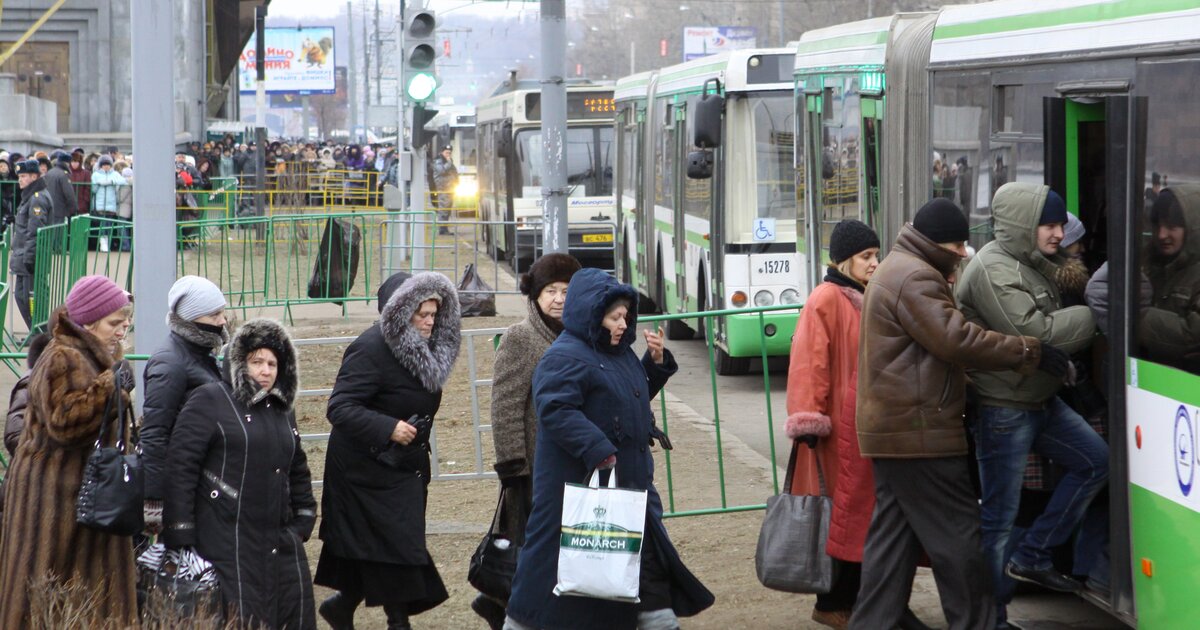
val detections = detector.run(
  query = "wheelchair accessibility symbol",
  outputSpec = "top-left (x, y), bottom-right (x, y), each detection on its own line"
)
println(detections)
top-left (752, 218), bottom-right (776, 243)
top-left (1177, 405), bottom-right (1195, 497)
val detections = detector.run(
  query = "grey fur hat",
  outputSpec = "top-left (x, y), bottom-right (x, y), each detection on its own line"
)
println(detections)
top-left (227, 318), bottom-right (298, 410)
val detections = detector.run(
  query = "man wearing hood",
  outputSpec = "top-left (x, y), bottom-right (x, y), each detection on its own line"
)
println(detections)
top-left (1127, 187), bottom-right (1200, 372)
top-left (955, 183), bottom-right (1108, 627)
top-left (9, 160), bottom-right (53, 329)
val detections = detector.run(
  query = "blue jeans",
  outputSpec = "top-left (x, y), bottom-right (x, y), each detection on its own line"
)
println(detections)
top-left (974, 397), bottom-right (1108, 618)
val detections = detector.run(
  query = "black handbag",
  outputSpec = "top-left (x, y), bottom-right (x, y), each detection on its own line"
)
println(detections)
top-left (468, 487), bottom-right (520, 600)
top-left (76, 365), bottom-right (144, 536)
top-left (137, 545), bottom-right (222, 621)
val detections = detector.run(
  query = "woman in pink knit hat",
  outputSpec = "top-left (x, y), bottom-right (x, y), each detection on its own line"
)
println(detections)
top-left (0, 275), bottom-right (139, 627)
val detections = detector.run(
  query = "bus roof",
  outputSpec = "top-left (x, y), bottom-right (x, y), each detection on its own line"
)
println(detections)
top-left (614, 71), bottom-right (655, 103)
top-left (793, 15), bottom-right (894, 73)
top-left (475, 84), bottom-right (615, 125)
top-left (650, 47), bottom-right (795, 98)
top-left (931, 0), bottom-right (1200, 65)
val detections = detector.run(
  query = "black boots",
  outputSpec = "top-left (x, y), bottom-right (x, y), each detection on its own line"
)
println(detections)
top-left (471, 594), bottom-right (506, 630)
top-left (318, 592), bottom-right (361, 630)
top-left (385, 604), bottom-right (414, 630)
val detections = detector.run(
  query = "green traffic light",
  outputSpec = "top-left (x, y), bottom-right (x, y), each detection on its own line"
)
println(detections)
top-left (407, 72), bottom-right (437, 101)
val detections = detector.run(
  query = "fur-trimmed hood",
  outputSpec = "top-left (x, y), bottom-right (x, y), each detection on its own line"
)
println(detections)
top-left (380, 272), bottom-right (462, 392)
top-left (226, 318), bottom-right (298, 410)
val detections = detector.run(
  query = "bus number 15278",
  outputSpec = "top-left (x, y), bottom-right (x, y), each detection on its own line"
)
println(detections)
top-left (759, 260), bottom-right (790, 274)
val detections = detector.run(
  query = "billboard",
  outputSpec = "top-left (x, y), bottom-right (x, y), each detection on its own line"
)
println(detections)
top-left (239, 27), bottom-right (336, 94)
top-left (683, 26), bottom-right (757, 61)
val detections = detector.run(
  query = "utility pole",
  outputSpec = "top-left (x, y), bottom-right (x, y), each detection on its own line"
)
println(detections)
top-left (131, 0), bottom-right (176, 406)
top-left (347, 1), bottom-right (358, 141)
top-left (363, 7), bottom-right (371, 119)
top-left (254, 4), bottom-right (267, 223)
top-left (540, 0), bottom-right (568, 254)
top-left (374, 0), bottom-right (382, 104)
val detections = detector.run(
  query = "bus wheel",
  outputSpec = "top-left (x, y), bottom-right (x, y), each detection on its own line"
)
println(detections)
top-left (715, 344), bottom-right (750, 376)
top-left (665, 316), bottom-right (694, 341)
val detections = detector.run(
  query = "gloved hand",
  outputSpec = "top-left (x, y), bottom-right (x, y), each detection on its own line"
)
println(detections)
top-left (1038, 343), bottom-right (1071, 380)
top-left (143, 499), bottom-right (164, 535)
top-left (597, 454), bottom-right (617, 470)
top-left (113, 360), bottom-right (136, 392)
top-left (500, 473), bottom-right (530, 490)
top-left (796, 435), bottom-right (819, 449)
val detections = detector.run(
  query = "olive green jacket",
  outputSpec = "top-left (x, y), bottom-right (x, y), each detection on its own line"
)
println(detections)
top-left (956, 182), bottom-right (1096, 409)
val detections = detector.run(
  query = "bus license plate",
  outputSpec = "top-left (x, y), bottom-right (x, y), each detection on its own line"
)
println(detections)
top-left (582, 233), bottom-right (613, 243)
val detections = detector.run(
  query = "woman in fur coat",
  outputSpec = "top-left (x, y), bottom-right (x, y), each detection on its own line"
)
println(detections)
top-left (474, 253), bottom-right (581, 628)
top-left (0, 276), bottom-right (136, 628)
top-left (316, 272), bottom-right (461, 630)
top-left (163, 318), bottom-right (317, 629)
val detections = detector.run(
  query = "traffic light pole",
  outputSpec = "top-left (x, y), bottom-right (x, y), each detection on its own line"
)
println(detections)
top-left (540, 0), bottom-right (568, 254)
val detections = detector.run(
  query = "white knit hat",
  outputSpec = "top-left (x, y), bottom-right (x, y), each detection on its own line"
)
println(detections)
top-left (1062, 213), bottom-right (1086, 249)
top-left (168, 276), bottom-right (226, 322)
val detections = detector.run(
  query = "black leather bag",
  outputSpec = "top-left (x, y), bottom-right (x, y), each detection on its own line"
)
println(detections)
top-left (76, 365), bottom-right (144, 536)
top-left (468, 487), bottom-right (520, 600)
top-left (137, 545), bottom-right (222, 621)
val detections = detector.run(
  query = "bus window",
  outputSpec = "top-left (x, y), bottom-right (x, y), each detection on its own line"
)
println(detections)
top-left (655, 101), bottom-right (675, 211)
top-left (814, 78), bottom-right (857, 254)
top-left (1131, 58), bottom-right (1200, 376)
top-left (619, 110), bottom-right (639, 202)
top-left (513, 127), bottom-right (615, 198)
top-left (684, 96), bottom-right (713, 221)
top-left (749, 91), bottom-right (795, 221)
top-left (793, 91), bottom-right (806, 232)
top-left (459, 129), bottom-right (477, 168)
top-left (931, 71), bottom-right (988, 235)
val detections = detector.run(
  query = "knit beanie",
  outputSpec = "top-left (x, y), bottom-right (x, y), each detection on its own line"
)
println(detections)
top-left (98, 155), bottom-right (114, 167)
top-left (520, 253), bottom-right (582, 300)
top-left (67, 275), bottom-right (130, 326)
top-left (168, 275), bottom-right (226, 322)
top-left (828, 219), bottom-right (880, 264)
top-left (913, 198), bottom-right (970, 244)
top-left (1040, 190), bottom-right (1068, 226)
top-left (1062, 213), bottom-right (1086, 249)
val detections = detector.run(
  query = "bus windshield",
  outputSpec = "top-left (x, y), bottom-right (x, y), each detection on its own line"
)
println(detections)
top-left (513, 126), bottom-right (614, 198)
top-left (456, 128), bottom-right (477, 168)
top-left (749, 92), bottom-right (796, 221)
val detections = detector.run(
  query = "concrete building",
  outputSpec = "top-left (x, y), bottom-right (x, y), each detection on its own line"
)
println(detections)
top-left (0, 0), bottom-right (269, 151)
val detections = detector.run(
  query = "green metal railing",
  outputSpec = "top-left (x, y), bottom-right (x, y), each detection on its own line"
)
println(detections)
top-left (640, 303), bottom-right (802, 518)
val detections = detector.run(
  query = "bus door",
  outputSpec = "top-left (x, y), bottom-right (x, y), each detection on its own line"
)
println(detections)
top-left (1042, 92), bottom-right (1140, 624)
top-left (860, 96), bottom-right (884, 233)
top-left (668, 100), bottom-right (691, 333)
top-left (801, 86), bottom-right (824, 294)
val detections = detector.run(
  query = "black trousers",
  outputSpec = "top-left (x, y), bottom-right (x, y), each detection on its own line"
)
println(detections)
top-left (850, 457), bottom-right (994, 630)
top-left (815, 560), bottom-right (861, 612)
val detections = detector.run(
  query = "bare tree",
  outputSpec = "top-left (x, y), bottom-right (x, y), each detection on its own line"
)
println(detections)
top-left (310, 93), bottom-right (347, 140)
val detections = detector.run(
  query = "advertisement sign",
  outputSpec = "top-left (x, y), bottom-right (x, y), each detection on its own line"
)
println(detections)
top-left (683, 26), bottom-right (757, 61)
top-left (239, 27), bottom-right (336, 94)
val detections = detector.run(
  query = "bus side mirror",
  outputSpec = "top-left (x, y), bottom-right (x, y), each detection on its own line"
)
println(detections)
top-left (694, 78), bottom-right (723, 149)
top-left (687, 149), bottom-right (713, 180)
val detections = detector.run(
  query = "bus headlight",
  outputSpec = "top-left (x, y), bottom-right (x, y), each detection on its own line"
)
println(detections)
top-left (754, 290), bottom-right (775, 307)
top-left (779, 288), bottom-right (801, 305)
top-left (731, 291), bottom-right (748, 307)
top-left (454, 180), bottom-right (478, 197)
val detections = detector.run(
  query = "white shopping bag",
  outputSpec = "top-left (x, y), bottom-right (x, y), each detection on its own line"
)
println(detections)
top-left (554, 469), bottom-right (648, 602)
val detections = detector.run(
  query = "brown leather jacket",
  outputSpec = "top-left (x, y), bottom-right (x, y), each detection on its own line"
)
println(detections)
top-left (857, 225), bottom-right (1042, 458)
top-left (4, 374), bottom-right (30, 456)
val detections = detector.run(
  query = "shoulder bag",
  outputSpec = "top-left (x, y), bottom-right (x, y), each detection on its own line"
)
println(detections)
top-left (468, 486), bottom-right (521, 600)
top-left (754, 439), bottom-right (834, 593)
top-left (76, 364), bottom-right (145, 536)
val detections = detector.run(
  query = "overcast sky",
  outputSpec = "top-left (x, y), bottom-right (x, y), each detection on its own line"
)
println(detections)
top-left (266, 0), bottom-right (542, 21)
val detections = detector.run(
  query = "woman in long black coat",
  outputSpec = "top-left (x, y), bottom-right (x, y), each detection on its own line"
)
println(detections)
top-left (315, 271), bottom-right (461, 630)
top-left (505, 268), bottom-right (714, 630)
top-left (164, 318), bottom-right (318, 629)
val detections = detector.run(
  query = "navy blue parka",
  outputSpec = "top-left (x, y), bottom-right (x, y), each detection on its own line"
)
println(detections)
top-left (505, 269), bottom-right (715, 630)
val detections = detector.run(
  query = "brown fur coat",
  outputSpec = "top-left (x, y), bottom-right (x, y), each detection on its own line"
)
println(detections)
top-left (0, 308), bottom-right (137, 629)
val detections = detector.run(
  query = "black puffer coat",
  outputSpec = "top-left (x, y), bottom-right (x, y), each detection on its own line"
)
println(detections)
top-left (163, 319), bottom-right (317, 630)
top-left (140, 315), bottom-right (226, 499)
top-left (318, 272), bottom-right (461, 566)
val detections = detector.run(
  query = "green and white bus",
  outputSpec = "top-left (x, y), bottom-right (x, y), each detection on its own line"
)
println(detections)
top-left (474, 79), bottom-right (618, 270)
top-left (614, 48), bottom-right (799, 375)
top-left (423, 107), bottom-right (478, 207)
top-left (793, 1), bottom-right (1200, 625)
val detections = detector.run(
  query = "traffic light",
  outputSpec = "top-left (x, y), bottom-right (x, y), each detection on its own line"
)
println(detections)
top-left (404, 6), bottom-right (438, 102)
top-left (412, 104), bottom-right (439, 150)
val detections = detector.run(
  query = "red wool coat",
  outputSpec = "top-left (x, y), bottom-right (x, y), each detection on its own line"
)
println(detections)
top-left (785, 281), bottom-right (874, 562)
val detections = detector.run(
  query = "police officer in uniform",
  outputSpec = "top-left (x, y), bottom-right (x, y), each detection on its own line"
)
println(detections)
top-left (10, 159), bottom-right (53, 331)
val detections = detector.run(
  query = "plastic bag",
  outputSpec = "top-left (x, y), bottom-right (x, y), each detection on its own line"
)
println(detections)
top-left (554, 469), bottom-right (647, 603)
top-left (457, 263), bottom-right (496, 317)
top-left (308, 218), bottom-right (362, 303)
